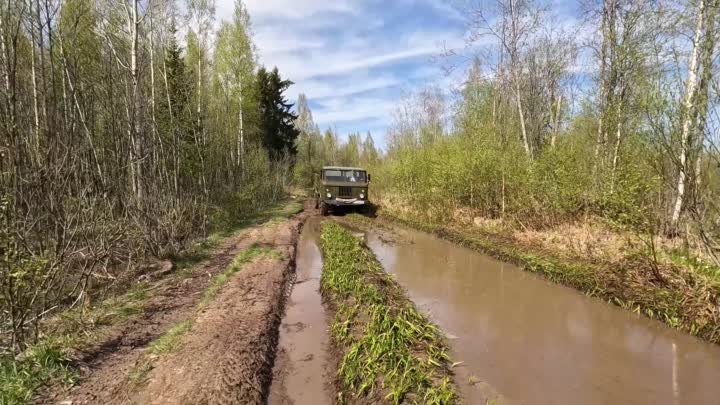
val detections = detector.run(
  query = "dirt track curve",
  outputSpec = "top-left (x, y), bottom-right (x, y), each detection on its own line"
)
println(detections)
top-left (40, 204), bottom-right (311, 405)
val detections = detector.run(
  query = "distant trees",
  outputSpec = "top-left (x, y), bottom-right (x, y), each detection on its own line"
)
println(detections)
top-left (374, 0), bottom-right (720, 265)
top-left (292, 94), bottom-right (380, 187)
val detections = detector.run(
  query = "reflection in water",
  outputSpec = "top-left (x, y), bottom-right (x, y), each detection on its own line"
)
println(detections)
top-left (365, 225), bottom-right (720, 405)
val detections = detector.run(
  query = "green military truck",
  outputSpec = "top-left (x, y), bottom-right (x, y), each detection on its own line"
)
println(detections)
top-left (314, 166), bottom-right (371, 215)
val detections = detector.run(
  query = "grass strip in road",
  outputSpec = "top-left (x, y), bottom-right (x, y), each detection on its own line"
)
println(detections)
top-left (128, 245), bottom-right (280, 385)
top-left (319, 222), bottom-right (457, 405)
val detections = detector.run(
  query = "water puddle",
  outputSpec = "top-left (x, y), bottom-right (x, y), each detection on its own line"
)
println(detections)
top-left (364, 224), bottom-right (720, 405)
top-left (269, 217), bottom-right (332, 405)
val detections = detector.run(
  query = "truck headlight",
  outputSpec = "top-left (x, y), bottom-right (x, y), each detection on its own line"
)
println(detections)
top-left (326, 193), bottom-right (332, 198)
top-left (360, 193), bottom-right (365, 199)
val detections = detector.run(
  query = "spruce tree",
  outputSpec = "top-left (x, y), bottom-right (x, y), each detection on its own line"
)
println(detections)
top-left (257, 67), bottom-right (300, 158)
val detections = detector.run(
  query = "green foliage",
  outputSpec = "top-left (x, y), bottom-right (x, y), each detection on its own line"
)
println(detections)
top-left (292, 95), bottom-right (380, 188)
top-left (376, 79), bottom-right (663, 230)
top-left (320, 222), bottom-right (457, 404)
top-left (0, 198), bottom-right (52, 352)
top-left (0, 337), bottom-right (76, 405)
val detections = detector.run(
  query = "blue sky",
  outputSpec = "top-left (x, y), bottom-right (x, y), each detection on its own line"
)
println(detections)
top-left (216, 0), bottom-right (468, 149)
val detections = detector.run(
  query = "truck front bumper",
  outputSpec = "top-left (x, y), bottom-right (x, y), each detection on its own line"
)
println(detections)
top-left (324, 198), bottom-right (366, 206)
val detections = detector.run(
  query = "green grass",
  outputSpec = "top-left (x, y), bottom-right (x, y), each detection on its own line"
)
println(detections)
top-left (0, 282), bottom-right (153, 405)
top-left (148, 320), bottom-right (193, 355)
top-left (149, 246), bottom-right (279, 351)
top-left (0, 337), bottom-right (77, 405)
top-left (173, 199), bottom-right (302, 278)
top-left (127, 360), bottom-right (153, 386)
top-left (666, 248), bottom-right (720, 283)
top-left (320, 222), bottom-right (457, 405)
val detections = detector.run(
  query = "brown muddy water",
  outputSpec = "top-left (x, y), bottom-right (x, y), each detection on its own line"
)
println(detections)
top-left (268, 217), bottom-right (333, 405)
top-left (362, 224), bottom-right (720, 405)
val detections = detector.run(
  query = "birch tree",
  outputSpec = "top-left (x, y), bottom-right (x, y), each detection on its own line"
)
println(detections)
top-left (670, 0), bottom-right (719, 230)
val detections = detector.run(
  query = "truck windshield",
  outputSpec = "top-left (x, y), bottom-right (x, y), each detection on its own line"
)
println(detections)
top-left (324, 170), bottom-right (367, 183)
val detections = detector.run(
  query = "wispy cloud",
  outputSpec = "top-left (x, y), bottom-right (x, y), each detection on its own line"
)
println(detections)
top-left (216, 0), bottom-right (465, 147)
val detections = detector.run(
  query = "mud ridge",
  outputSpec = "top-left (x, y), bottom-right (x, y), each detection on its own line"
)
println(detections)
top-left (128, 210), bottom-right (309, 405)
top-left (39, 205), bottom-right (310, 405)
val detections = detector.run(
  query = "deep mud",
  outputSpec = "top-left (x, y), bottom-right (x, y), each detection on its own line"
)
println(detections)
top-left (361, 221), bottom-right (720, 405)
top-left (268, 216), bottom-right (333, 405)
top-left (40, 206), bottom-right (309, 405)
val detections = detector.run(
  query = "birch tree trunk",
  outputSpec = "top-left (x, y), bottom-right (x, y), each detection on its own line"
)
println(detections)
top-left (29, 1), bottom-right (40, 160)
top-left (149, 10), bottom-right (158, 168)
top-left (594, 0), bottom-right (614, 172)
top-left (238, 74), bottom-right (245, 176)
top-left (551, 93), bottom-right (562, 149)
top-left (670, 0), bottom-right (705, 229)
top-left (514, 75), bottom-right (531, 158)
top-left (129, 0), bottom-right (142, 201)
top-left (161, 48), bottom-right (178, 195)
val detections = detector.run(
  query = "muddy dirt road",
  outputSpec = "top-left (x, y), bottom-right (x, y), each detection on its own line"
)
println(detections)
top-left (42, 206), bottom-right (310, 405)
top-left (268, 216), bottom-right (333, 405)
top-left (40, 205), bottom-right (720, 405)
top-left (360, 222), bottom-right (720, 405)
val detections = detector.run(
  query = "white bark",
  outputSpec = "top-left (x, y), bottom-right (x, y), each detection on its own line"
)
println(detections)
top-left (670, 0), bottom-right (705, 228)
top-left (238, 74), bottom-right (245, 174)
top-left (59, 36), bottom-right (104, 185)
top-left (515, 77), bottom-right (531, 157)
top-left (129, 0), bottom-right (142, 201)
top-left (30, 14), bottom-right (40, 157)
top-left (551, 93), bottom-right (562, 149)
top-left (161, 44), bottom-right (178, 195)
top-left (149, 10), bottom-right (158, 159)
top-left (0, 13), bottom-right (9, 100)
top-left (610, 98), bottom-right (623, 193)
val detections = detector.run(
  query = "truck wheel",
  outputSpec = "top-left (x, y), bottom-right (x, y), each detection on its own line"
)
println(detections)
top-left (320, 203), bottom-right (329, 216)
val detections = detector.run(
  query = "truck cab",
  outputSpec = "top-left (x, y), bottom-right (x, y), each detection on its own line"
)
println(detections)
top-left (314, 166), bottom-right (370, 215)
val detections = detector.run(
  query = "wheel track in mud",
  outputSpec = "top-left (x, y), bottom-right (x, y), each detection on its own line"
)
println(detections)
top-left (133, 215), bottom-right (304, 405)
top-left (38, 206), bottom-right (310, 405)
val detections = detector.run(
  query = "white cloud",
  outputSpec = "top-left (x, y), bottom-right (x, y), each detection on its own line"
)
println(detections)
top-left (313, 95), bottom-right (397, 124)
top-left (217, 0), bottom-right (360, 21)
top-left (214, 0), bottom-right (464, 142)
top-left (286, 74), bottom-right (401, 101)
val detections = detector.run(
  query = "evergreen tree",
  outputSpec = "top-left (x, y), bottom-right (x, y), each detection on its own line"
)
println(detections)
top-left (257, 67), bottom-right (299, 158)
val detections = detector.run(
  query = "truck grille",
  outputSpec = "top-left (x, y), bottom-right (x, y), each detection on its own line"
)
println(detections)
top-left (338, 186), bottom-right (353, 197)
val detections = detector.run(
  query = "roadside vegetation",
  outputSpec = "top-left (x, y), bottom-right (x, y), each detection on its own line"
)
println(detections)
top-left (0, 198), bottom-right (294, 405)
top-left (290, 0), bottom-right (720, 344)
top-left (1, 0), bottom-right (303, 401)
top-left (319, 222), bottom-right (456, 405)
